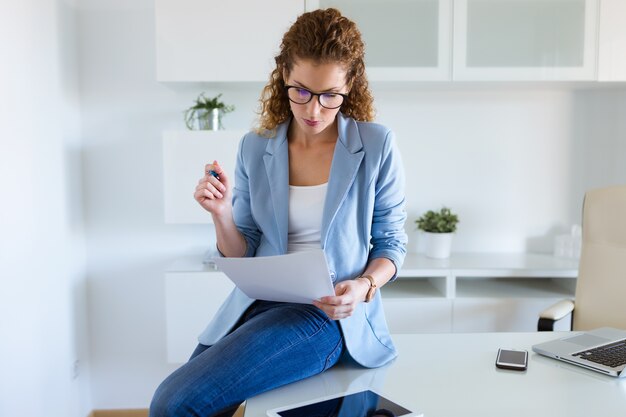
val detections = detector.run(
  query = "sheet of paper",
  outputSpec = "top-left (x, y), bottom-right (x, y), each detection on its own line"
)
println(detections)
top-left (213, 249), bottom-right (336, 304)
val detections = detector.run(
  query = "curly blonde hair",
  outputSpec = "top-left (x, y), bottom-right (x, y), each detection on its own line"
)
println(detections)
top-left (257, 8), bottom-right (375, 136)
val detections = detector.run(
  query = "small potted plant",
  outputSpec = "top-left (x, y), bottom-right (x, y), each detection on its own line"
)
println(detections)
top-left (184, 93), bottom-right (235, 131)
top-left (415, 207), bottom-right (459, 259)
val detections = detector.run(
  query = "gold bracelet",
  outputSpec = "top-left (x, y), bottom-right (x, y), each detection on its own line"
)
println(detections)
top-left (357, 274), bottom-right (376, 288)
top-left (356, 274), bottom-right (377, 302)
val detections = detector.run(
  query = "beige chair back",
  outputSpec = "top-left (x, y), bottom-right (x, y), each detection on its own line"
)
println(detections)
top-left (574, 185), bottom-right (626, 331)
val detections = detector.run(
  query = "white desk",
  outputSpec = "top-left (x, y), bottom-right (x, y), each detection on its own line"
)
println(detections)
top-left (244, 332), bottom-right (626, 417)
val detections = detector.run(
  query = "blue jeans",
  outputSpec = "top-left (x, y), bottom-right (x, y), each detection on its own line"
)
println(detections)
top-left (149, 301), bottom-right (344, 417)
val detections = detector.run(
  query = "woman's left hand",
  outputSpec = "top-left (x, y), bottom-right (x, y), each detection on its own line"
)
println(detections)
top-left (313, 279), bottom-right (370, 320)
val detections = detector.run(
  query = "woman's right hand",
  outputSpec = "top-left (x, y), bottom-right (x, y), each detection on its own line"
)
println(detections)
top-left (194, 160), bottom-right (232, 218)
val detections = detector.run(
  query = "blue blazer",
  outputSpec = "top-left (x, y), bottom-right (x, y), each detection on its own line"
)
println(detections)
top-left (198, 113), bottom-right (408, 368)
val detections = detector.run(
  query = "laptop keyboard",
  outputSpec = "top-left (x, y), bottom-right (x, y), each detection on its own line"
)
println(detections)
top-left (573, 339), bottom-right (626, 368)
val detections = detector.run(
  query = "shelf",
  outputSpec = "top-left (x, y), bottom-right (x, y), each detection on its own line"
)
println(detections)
top-left (455, 277), bottom-right (576, 299)
top-left (382, 278), bottom-right (447, 299)
top-left (166, 252), bottom-right (217, 273)
top-left (167, 251), bottom-right (579, 280)
top-left (400, 252), bottom-right (579, 277)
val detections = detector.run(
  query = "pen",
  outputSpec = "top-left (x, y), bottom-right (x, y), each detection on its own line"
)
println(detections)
top-left (207, 170), bottom-right (220, 180)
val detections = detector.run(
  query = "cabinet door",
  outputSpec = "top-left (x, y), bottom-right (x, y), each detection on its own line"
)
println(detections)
top-left (312, 0), bottom-right (452, 80)
top-left (598, 0), bottom-right (626, 81)
top-left (453, 0), bottom-right (598, 80)
top-left (156, 0), bottom-right (304, 81)
top-left (452, 297), bottom-right (572, 332)
top-left (384, 299), bottom-right (453, 333)
top-left (165, 272), bottom-right (235, 363)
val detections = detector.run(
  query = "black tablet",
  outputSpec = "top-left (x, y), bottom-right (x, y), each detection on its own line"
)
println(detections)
top-left (266, 389), bottom-right (421, 417)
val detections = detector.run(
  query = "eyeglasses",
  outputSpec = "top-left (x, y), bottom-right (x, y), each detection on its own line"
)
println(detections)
top-left (284, 85), bottom-right (348, 109)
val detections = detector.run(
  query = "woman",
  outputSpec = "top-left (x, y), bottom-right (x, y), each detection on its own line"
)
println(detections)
top-left (150, 8), bottom-right (407, 417)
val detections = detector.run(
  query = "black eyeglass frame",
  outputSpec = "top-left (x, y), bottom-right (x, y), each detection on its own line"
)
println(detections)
top-left (284, 85), bottom-right (349, 109)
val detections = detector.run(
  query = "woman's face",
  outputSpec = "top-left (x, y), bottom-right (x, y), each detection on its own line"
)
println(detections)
top-left (284, 58), bottom-right (349, 138)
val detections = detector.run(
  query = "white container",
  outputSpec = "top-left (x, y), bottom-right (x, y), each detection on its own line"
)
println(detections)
top-left (553, 224), bottom-right (582, 259)
top-left (423, 232), bottom-right (454, 259)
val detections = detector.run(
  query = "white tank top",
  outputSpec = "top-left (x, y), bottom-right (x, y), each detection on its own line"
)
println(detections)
top-left (287, 182), bottom-right (328, 253)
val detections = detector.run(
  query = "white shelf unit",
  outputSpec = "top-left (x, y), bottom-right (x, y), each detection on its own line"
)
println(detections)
top-left (162, 130), bottom-right (245, 224)
top-left (397, 252), bottom-right (578, 296)
top-left (384, 252), bottom-right (578, 334)
top-left (164, 252), bottom-right (578, 362)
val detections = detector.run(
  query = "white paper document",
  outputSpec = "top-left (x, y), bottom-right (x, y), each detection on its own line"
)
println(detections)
top-left (213, 249), bottom-right (336, 304)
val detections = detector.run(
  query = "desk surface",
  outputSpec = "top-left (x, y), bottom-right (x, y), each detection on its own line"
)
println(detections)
top-left (244, 332), bottom-right (626, 417)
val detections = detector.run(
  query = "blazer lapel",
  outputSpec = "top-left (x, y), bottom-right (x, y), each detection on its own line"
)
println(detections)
top-left (321, 114), bottom-right (365, 248)
top-left (263, 123), bottom-right (290, 254)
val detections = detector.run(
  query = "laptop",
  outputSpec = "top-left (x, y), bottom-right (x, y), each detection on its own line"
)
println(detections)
top-left (532, 327), bottom-right (626, 377)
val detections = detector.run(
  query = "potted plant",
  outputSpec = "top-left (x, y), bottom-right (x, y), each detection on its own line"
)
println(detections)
top-left (184, 93), bottom-right (235, 131)
top-left (415, 207), bottom-right (459, 259)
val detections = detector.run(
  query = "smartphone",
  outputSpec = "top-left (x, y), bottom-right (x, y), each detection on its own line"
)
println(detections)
top-left (495, 348), bottom-right (528, 371)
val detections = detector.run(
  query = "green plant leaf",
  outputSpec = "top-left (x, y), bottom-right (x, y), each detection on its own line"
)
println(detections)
top-left (415, 207), bottom-right (459, 233)
top-left (183, 92), bottom-right (235, 129)
top-left (186, 92), bottom-right (235, 112)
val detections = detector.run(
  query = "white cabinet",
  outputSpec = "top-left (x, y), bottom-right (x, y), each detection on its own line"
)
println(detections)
top-left (314, 0), bottom-right (453, 81)
top-left (396, 253), bottom-right (578, 332)
top-left (382, 276), bottom-right (452, 333)
top-left (164, 252), bottom-right (579, 362)
top-left (597, 0), bottom-right (626, 81)
top-left (312, 0), bottom-right (601, 81)
top-left (155, 0), bottom-right (304, 81)
top-left (452, 277), bottom-right (575, 332)
top-left (453, 0), bottom-right (599, 80)
top-left (156, 0), bottom-right (620, 83)
top-left (165, 257), bottom-right (235, 362)
top-left (162, 130), bottom-right (245, 224)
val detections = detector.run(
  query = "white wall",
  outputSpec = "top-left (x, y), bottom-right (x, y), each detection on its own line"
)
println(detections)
top-left (0, 1), bottom-right (90, 417)
top-left (78, 0), bottom-right (220, 408)
top-left (575, 88), bottom-right (626, 191)
top-left (375, 86), bottom-right (580, 253)
top-left (3, 0), bottom-right (625, 412)
top-left (384, 85), bottom-right (624, 252)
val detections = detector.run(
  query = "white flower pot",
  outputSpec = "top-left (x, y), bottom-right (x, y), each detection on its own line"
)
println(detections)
top-left (423, 232), bottom-right (454, 259)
